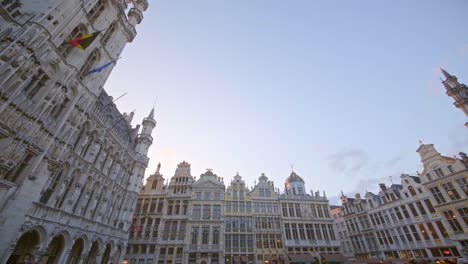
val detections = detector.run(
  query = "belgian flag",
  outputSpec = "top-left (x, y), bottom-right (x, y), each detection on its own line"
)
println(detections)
top-left (65, 31), bottom-right (101, 50)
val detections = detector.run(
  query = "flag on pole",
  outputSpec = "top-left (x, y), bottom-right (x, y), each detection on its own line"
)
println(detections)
top-left (65, 31), bottom-right (101, 50)
top-left (85, 57), bottom-right (121, 76)
top-left (133, 208), bottom-right (143, 232)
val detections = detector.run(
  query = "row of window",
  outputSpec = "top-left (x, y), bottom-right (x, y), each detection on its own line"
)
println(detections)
top-left (255, 233), bottom-right (283, 249)
top-left (194, 191), bottom-right (222, 200)
top-left (224, 234), bottom-right (254, 252)
top-left (430, 178), bottom-right (467, 204)
top-left (192, 204), bottom-right (222, 220)
top-left (443, 208), bottom-right (468, 233)
top-left (284, 223), bottom-right (336, 241)
top-left (190, 226), bottom-right (220, 245)
top-left (282, 203), bottom-right (330, 218)
top-left (162, 220), bottom-right (186, 241)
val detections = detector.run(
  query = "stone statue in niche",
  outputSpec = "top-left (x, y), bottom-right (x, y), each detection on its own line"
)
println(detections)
top-left (87, 142), bottom-right (100, 162)
top-left (76, 135), bottom-right (89, 154)
top-left (70, 185), bottom-right (81, 202)
top-left (80, 191), bottom-right (91, 215)
top-left (112, 162), bottom-right (121, 179)
top-left (56, 180), bottom-right (67, 199)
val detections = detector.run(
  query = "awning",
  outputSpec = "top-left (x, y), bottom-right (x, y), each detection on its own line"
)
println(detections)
top-left (320, 253), bottom-right (347, 263)
top-left (288, 254), bottom-right (317, 263)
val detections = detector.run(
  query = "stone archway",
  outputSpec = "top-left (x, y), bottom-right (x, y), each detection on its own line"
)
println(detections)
top-left (84, 240), bottom-right (99, 264)
top-left (6, 230), bottom-right (40, 264)
top-left (101, 243), bottom-right (111, 264)
top-left (66, 238), bottom-right (84, 264)
top-left (42, 235), bottom-right (65, 264)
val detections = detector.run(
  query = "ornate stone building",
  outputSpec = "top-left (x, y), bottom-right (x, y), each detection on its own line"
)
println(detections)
top-left (124, 165), bottom-right (342, 264)
top-left (333, 143), bottom-right (467, 263)
top-left (0, 0), bottom-right (153, 263)
top-left (440, 69), bottom-right (468, 127)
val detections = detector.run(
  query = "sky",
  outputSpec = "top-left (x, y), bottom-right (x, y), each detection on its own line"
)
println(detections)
top-left (104, 0), bottom-right (468, 204)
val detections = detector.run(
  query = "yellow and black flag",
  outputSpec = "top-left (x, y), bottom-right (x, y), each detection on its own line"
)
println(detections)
top-left (65, 31), bottom-right (101, 50)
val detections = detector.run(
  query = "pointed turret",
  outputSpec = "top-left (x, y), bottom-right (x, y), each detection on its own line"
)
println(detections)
top-left (135, 107), bottom-right (157, 155)
top-left (440, 70), bottom-right (468, 127)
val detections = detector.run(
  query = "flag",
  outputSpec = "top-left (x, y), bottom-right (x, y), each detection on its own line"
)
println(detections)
top-left (133, 209), bottom-right (143, 232)
top-left (85, 58), bottom-right (120, 76)
top-left (65, 31), bottom-right (101, 50)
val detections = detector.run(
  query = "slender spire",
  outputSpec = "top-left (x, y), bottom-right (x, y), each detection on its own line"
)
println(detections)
top-left (440, 68), bottom-right (453, 79)
top-left (148, 107), bottom-right (155, 119)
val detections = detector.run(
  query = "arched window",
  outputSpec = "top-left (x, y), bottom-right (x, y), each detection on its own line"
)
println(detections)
top-left (101, 22), bottom-right (116, 46)
top-left (79, 49), bottom-right (100, 79)
top-left (60, 24), bottom-right (87, 58)
top-left (88, 0), bottom-right (105, 23)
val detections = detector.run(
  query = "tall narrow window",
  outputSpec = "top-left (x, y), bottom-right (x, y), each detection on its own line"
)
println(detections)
top-left (457, 208), bottom-right (468, 226)
top-left (202, 226), bottom-right (209, 244)
top-left (447, 165), bottom-right (455, 174)
top-left (455, 178), bottom-right (468, 196)
top-left (191, 227), bottom-right (198, 245)
top-left (88, 0), bottom-right (105, 23)
top-left (424, 199), bottom-right (436, 214)
top-left (60, 24), bottom-right (87, 57)
top-left (101, 22), bottom-right (116, 46)
top-left (429, 187), bottom-right (446, 204)
top-left (79, 49), bottom-right (100, 79)
top-left (442, 182), bottom-right (461, 200)
top-left (212, 227), bottom-right (219, 245)
top-left (443, 211), bottom-right (463, 233)
top-left (203, 205), bottom-right (211, 220)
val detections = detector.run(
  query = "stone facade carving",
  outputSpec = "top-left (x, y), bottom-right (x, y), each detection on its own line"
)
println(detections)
top-left (0, 1), bottom-right (152, 263)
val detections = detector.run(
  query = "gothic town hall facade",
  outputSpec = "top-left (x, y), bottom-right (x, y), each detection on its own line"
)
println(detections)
top-left (0, 0), bottom-right (154, 263)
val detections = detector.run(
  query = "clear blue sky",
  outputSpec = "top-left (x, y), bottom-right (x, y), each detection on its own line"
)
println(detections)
top-left (105, 0), bottom-right (468, 204)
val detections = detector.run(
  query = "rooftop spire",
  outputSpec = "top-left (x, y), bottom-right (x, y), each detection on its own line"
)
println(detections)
top-left (440, 68), bottom-right (453, 79)
top-left (148, 107), bottom-right (155, 119)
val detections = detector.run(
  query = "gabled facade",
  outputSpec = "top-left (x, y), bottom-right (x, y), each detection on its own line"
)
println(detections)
top-left (334, 143), bottom-right (467, 263)
top-left (124, 165), bottom-right (341, 264)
